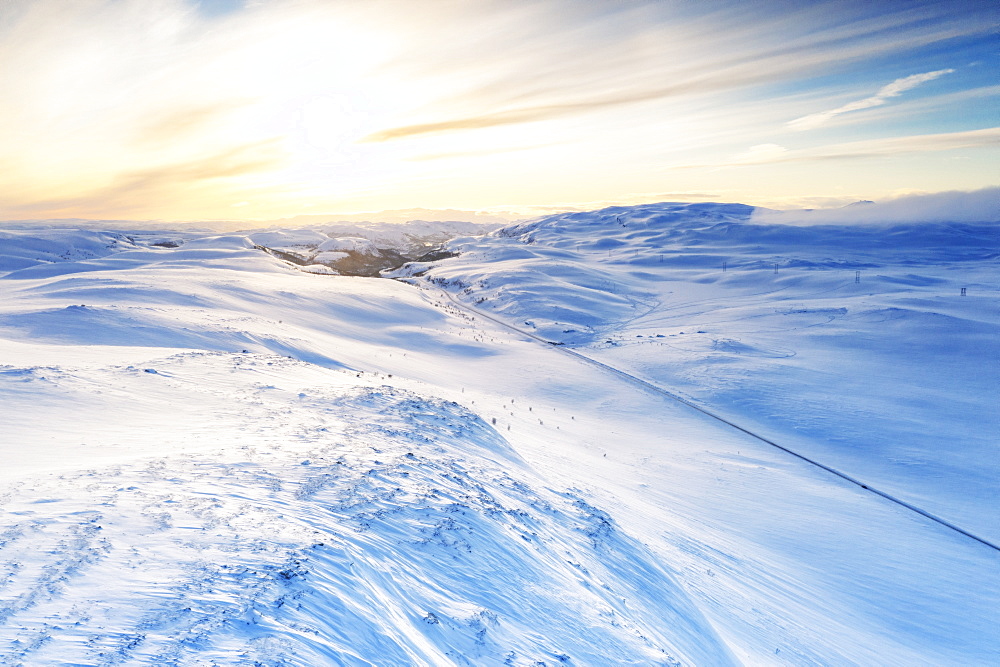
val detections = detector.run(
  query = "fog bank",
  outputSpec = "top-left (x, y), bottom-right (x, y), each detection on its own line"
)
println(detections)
top-left (750, 188), bottom-right (999, 226)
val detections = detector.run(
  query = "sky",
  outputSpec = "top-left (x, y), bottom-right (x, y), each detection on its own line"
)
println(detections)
top-left (0, 0), bottom-right (997, 222)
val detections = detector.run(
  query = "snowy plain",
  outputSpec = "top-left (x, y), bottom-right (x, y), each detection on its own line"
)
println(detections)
top-left (0, 204), bottom-right (998, 665)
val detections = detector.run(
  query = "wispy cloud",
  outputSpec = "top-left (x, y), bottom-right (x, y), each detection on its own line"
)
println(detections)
top-left (672, 127), bottom-right (998, 176)
top-left (788, 69), bottom-right (955, 131)
top-left (407, 142), bottom-right (556, 162)
top-left (363, 87), bottom-right (717, 142)
top-left (3, 141), bottom-right (286, 218)
top-left (789, 126), bottom-right (1000, 161)
top-left (708, 127), bottom-right (999, 170)
top-left (133, 101), bottom-right (253, 147)
top-left (730, 144), bottom-right (790, 164)
top-left (364, 8), bottom-right (979, 143)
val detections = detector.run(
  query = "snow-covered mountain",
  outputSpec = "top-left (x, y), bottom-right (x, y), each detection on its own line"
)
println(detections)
top-left (397, 200), bottom-right (1000, 547)
top-left (247, 221), bottom-right (498, 277)
top-left (1, 202), bottom-right (998, 665)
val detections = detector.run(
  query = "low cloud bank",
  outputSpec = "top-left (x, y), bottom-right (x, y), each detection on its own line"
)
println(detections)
top-left (0, 208), bottom-right (523, 233)
top-left (750, 187), bottom-right (1000, 226)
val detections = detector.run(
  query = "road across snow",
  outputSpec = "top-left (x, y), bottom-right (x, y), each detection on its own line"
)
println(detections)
top-left (431, 285), bottom-right (1000, 554)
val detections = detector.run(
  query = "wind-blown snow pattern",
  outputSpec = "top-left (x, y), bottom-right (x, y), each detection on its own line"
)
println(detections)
top-left (1, 203), bottom-right (998, 665)
top-left (0, 357), bottom-right (727, 665)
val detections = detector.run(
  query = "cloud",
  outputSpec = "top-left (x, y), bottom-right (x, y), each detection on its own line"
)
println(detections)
top-left (730, 143), bottom-right (789, 164)
top-left (407, 143), bottom-right (557, 162)
top-left (788, 69), bottom-right (955, 131)
top-left (3, 141), bottom-right (285, 218)
top-left (112, 141), bottom-right (284, 189)
top-left (363, 77), bottom-right (780, 143)
top-left (270, 207), bottom-right (519, 226)
top-left (749, 187), bottom-right (1000, 225)
top-left (133, 101), bottom-right (253, 147)
top-left (361, 3), bottom-right (988, 142)
top-left (792, 126), bottom-right (1000, 161)
top-left (692, 127), bottom-right (999, 170)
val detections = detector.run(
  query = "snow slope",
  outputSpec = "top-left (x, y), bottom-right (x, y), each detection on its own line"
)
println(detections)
top-left (1, 212), bottom-right (998, 665)
top-left (403, 202), bottom-right (1000, 545)
top-left (0, 350), bottom-right (731, 665)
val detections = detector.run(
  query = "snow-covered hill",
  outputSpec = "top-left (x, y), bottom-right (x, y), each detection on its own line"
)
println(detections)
top-left (1, 202), bottom-right (998, 665)
top-left (398, 201), bottom-right (1000, 545)
top-left (246, 221), bottom-right (497, 277)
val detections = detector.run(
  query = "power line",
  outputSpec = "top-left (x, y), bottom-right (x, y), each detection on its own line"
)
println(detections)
top-left (434, 285), bottom-right (1000, 555)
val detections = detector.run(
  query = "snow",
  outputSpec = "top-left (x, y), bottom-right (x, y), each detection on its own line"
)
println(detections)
top-left (246, 220), bottom-right (499, 260)
top-left (412, 202), bottom-right (1000, 544)
top-left (1, 203), bottom-right (998, 664)
top-left (316, 237), bottom-right (380, 255)
top-left (306, 220), bottom-right (500, 255)
top-left (300, 264), bottom-right (339, 275)
top-left (0, 352), bottom-right (729, 664)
